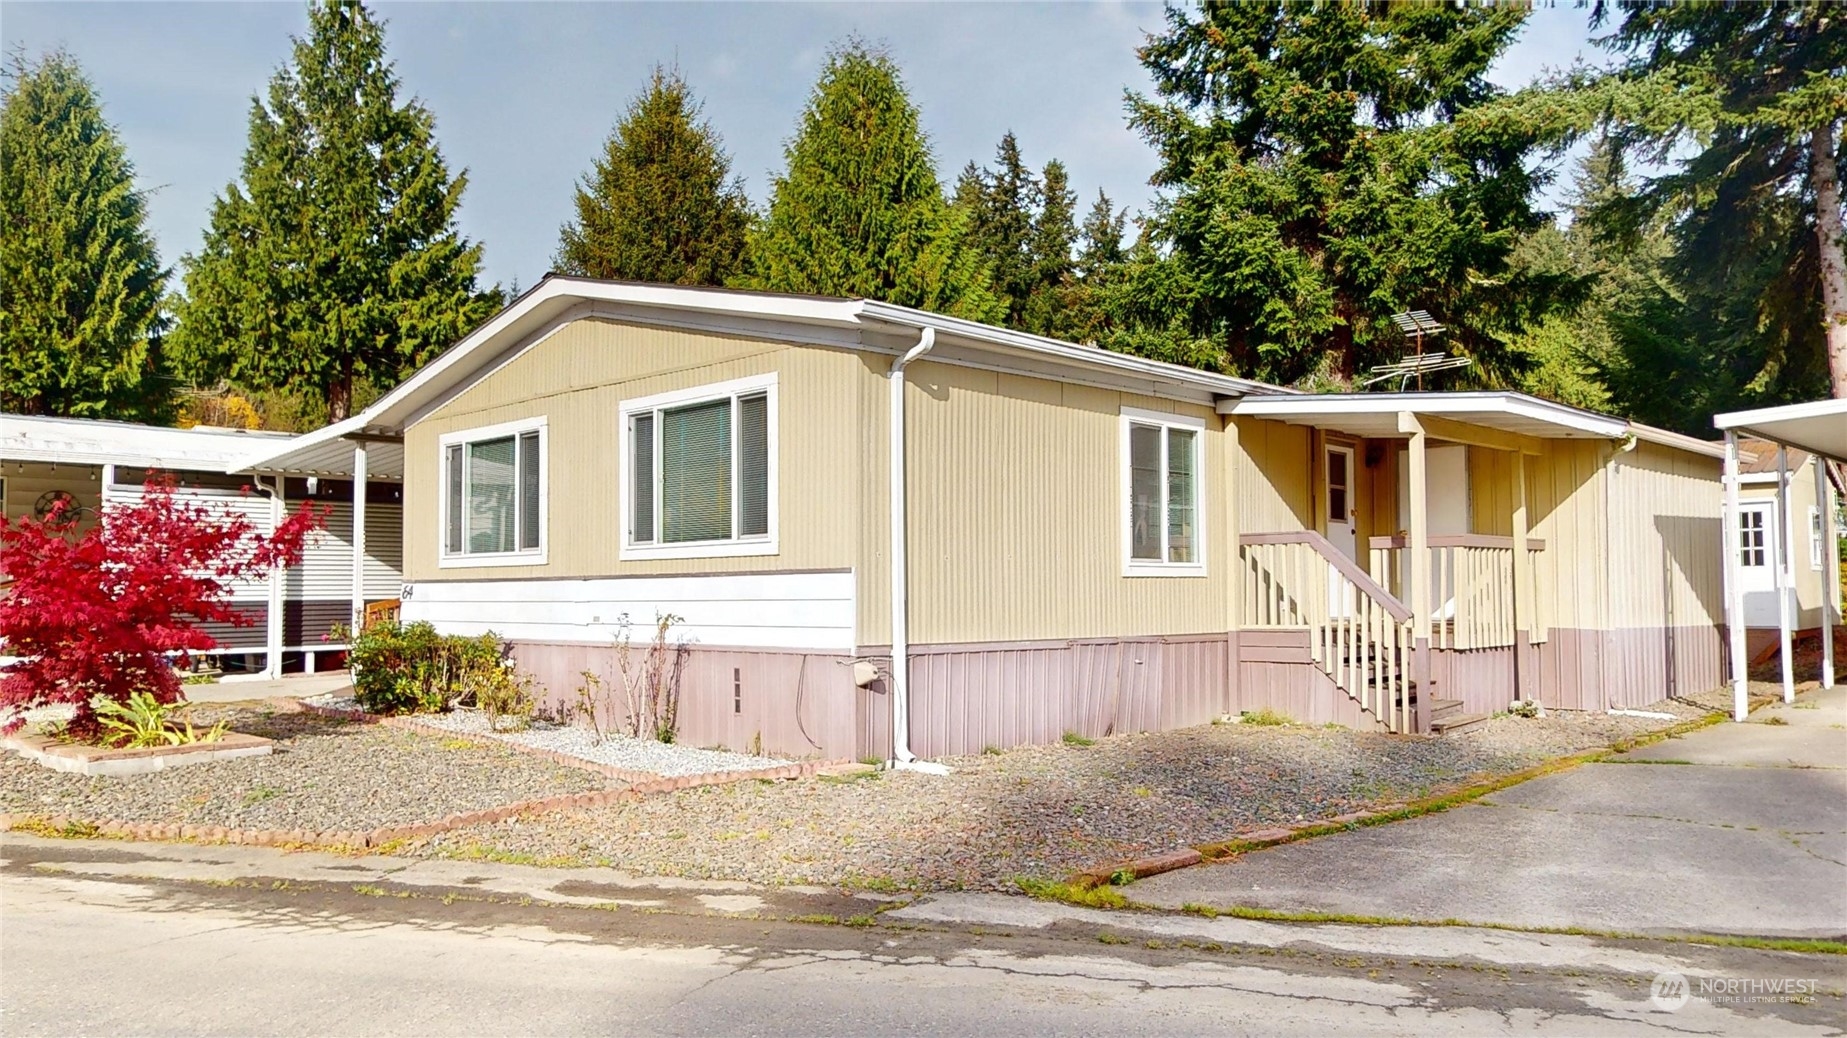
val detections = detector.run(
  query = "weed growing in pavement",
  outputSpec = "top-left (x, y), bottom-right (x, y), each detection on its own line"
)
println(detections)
top-left (1762, 715), bottom-right (1789, 726)
top-left (1016, 876), bottom-right (1128, 909)
top-left (1062, 731), bottom-right (1095, 747)
top-left (1096, 932), bottom-right (1129, 945)
top-left (843, 914), bottom-right (877, 927)
top-left (1240, 708), bottom-right (1292, 727)
top-left (1108, 868), bottom-right (1136, 886)
top-left (1793, 702), bottom-right (1819, 709)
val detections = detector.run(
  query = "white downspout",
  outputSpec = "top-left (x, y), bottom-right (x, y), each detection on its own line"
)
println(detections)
top-left (888, 326), bottom-right (948, 775)
top-left (1723, 431), bottom-right (1748, 721)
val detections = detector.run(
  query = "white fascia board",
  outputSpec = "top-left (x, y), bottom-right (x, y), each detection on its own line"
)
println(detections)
top-left (1713, 398), bottom-right (1847, 430)
top-left (228, 415), bottom-right (368, 475)
top-left (1223, 391), bottom-right (1628, 437)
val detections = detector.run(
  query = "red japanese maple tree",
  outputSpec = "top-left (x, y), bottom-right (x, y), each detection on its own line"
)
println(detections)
top-left (0, 478), bottom-right (323, 739)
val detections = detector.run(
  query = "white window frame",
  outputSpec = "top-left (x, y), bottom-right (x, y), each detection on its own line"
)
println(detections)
top-left (437, 416), bottom-right (548, 568)
top-left (619, 373), bottom-right (779, 562)
top-left (1811, 505), bottom-right (1825, 572)
top-left (1120, 406), bottom-right (1207, 578)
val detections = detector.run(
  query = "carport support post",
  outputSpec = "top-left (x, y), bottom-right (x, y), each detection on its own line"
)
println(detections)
top-left (1511, 448), bottom-right (1534, 704)
top-left (1723, 432), bottom-right (1749, 721)
top-left (265, 473), bottom-right (285, 679)
top-left (351, 443), bottom-right (368, 633)
top-left (1818, 458), bottom-right (1837, 689)
top-left (1400, 412), bottom-right (1432, 733)
top-left (1776, 446), bottom-right (1795, 703)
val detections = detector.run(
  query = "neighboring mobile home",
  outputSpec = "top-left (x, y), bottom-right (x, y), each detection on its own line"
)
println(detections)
top-left (1730, 438), bottom-right (1840, 658)
top-left (239, 276), bottom-right (1733, 760)
top-left (0, 414), bottom-right (404, 675)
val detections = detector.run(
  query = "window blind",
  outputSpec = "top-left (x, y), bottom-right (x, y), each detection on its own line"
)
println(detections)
top-left (444, 444), bottom-right (463, 554)
top-left (739, 393), bottom-right (769, 537)
top-left (467, 436), bottom-right (517, 554)
top-left (661, 399), bottom-right (732, 543)
top-left (1166, 427), bottom-right (1196, 564)
top-left (1129, 424), bottom-right (1163, 561)
top-left (631, 412), bottom-right (656, 543)
top-left (518, 430), bottom-right (541, 551)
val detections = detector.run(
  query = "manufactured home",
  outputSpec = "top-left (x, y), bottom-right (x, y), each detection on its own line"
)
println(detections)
top-left (241, 277), bottom-right (1735, 760)
top-left (1729, 438), bottom-right (1840, 657)
top-left (0, 414), bottom-right (404, 675)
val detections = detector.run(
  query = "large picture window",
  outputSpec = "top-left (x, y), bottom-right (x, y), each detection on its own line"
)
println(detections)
top-left (623, 374), bottom-right (777, 560)
top-left (440, 419), bottom-right (545, 565)
top-left (1121, 407), bottom-right (1205, 577)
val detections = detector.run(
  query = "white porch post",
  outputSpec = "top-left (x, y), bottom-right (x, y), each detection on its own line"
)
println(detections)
top-left (1400, 412), bottom-right (1432, 732)
top-left (265, 473), bottom-right (285, 679)
top-left (1511, 448), bottom-right (1534, 704)
top-left (1819, 459), bottom-right (1838, 690)
top-left (1724, 431), bottom-right (1748, 721)
top-left (351, 443), bottom-right (368, 633)
top-left (1776, 446), bottom-right (1796, 703)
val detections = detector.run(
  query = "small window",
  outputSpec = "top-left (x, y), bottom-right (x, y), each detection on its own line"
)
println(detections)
top-left (623, 375), bottom-right (777, 559)
top-left (1738, 507), bottom-right (1767, 569)
top-left (1122, 408), bottom-right (1205, 576)
top-left (1812, 507), bottom-right (1825, 572)
top-left (441, 420), bottom-right (545, 563)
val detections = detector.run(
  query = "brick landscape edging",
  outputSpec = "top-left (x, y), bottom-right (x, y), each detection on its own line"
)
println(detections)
top-left (0, 701), bottom-right (852, 852)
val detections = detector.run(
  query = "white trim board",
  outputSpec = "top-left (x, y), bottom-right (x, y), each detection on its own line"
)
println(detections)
top-left (399, 570), bottom-right (855, 651)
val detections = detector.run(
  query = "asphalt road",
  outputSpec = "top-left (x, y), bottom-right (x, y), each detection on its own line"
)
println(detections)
top-left (2, 835), bottom-right (1839, 1036)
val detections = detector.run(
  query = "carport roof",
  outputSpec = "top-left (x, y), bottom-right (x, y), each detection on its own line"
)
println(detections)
top-left (1713, 399), bottom-right (1847, 464)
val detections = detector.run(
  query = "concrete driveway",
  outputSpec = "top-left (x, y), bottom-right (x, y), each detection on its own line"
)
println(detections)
top-left (1134, 684), bottom-right (1847, 939)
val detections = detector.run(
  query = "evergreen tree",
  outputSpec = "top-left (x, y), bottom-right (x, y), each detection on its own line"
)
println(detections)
top-left (1115, 2), bottom-right (1569, 385)
top-left (1019, 160), bottom-right (1078, 338)
top-left (1592, 3), bottom-right (1845, 401)
top-left (170, 1), bottom-right (499, 421)
top-left (956, 131), bottom-right (1040, 325)
top-left (738, 42), bottom-right (1002, 322)
top-left (1059, 190), bottom-right (1129, 346)
top-left (1075, 189), bottom-right (1127, 278)
top-left (0, 51), bottom-right (170, 421)
top-left (556, 68), bottom-right (751, 286)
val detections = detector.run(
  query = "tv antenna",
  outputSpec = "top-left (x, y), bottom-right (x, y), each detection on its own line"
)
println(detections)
top-left (1360, 311), bottom-right (1470, 391)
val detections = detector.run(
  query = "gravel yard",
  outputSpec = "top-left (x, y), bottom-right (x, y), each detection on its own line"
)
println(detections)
top-left (0, 701), bottom-right (611, 832)
top-left (306, 696), bottom-right (794, 778)
top-left (405, 701), bottom-right (1711, 892)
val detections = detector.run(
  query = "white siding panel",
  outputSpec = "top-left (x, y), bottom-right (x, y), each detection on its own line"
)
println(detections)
top-left (289, 502), bottom-right (405, 601)
top-left (400, 571), bottom-right (856, 651)
top-left (102, 483), bottom-right (275, 603)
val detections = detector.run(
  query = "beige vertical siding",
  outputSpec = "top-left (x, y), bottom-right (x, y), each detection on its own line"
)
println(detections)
top-left (404, 318), bottom-right (864, 582)
top-left (1605, 442), bottom-right (1724, 630)
top-left (1524, 439), bottom-right (1611, 635)
top-left (1739, 458), bottom-right (1830, 628)
top-left (1232, 416), bottom-right (1313, 534)
top-left (868, 360), bottom-right (1232, 645)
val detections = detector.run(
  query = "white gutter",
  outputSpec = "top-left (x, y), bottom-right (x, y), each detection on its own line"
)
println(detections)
top-left (887, 327), bottom-right (949, 776)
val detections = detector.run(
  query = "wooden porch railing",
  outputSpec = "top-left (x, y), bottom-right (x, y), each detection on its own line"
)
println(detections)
top-left (1241, 532), bottom-right (1417, 733)
top-left (1367, 535), bottom-right (1544, 650)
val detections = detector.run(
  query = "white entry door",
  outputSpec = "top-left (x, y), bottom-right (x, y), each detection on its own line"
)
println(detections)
top-left (1325, 444), bottom-right (1357, 616)
top-left (1737, 499), bottom-right (1787, 627)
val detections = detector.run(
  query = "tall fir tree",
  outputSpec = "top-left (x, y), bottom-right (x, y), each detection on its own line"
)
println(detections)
top-left (170, 1), bottom-right (499, 421)
top-left (1114, 2), bottom-right (1569, 385)
top-left (1019, 158), bottom-right (1078, 338)
top-left (0, 51), bottom-right (170, 422)
top-left (1592, 3), bottom-right (1845, 402)
top-left (956, 131), bottom-right (1040, 326)
top-left (737, 42), bottom-right (1002, 322)
top-left (556, 68), bottom-right (751, 286)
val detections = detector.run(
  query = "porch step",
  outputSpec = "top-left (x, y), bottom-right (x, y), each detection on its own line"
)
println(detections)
top-left (1429, 697), bottom-right (1465, 722)
top-left (1430, 711), bottom-right (1491, 736)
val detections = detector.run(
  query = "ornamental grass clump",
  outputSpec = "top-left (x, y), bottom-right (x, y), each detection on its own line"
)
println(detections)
top-left (0, 478), bottom-right (320, 742)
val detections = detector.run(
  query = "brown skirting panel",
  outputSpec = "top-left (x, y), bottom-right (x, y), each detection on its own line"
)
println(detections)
top-left (1232, 630), bottom-right (1386, 731)
top-left (902, 634), bottom-right (1233, 758)
top-left (508, 641), bottom-right (863, 761)
top-left (1428, 646), bottom-right (1515, 716)
top-left (1535, 626), bottom-right (1723, 711)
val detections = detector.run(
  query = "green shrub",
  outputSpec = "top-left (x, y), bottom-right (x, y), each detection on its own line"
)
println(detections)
top-left (92, 691), bottom-right (227, 748)
top-left (1240, 707), bottom-right (1292, 726)
top-left (465, 658), bottom-right (537, 732)
top-left (345, 621), bottom-right (505, 715)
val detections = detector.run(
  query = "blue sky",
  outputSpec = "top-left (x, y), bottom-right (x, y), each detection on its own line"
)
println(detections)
top-left (4, 2), bottom-right (1606, 293)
